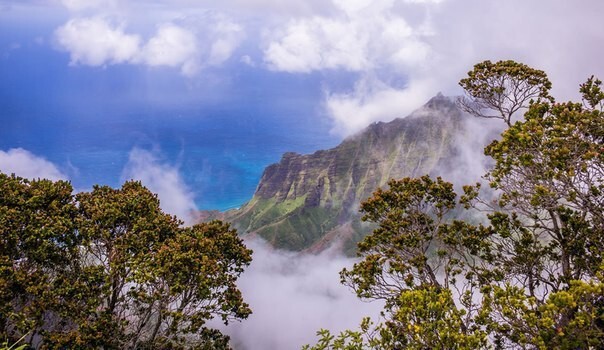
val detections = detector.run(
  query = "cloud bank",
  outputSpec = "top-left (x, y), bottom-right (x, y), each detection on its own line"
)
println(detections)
top-left (121, 148), bottom-right (197, 224)
top-left (263, 0), bottom-right (436, 136)
top-left (264, 0), bottom-right (429, 73)
top-left (0, 148), bottom-right (67, 181)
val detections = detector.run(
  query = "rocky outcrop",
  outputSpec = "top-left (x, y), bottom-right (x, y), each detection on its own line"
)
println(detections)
top-left (217, 94), bottom-right (467, 253)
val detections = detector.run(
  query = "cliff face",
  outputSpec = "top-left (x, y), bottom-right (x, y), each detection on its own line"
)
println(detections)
top-left (223, 94), bottom-right (465, 253)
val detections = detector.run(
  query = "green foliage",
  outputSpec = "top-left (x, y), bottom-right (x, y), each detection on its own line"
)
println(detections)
top-left (302, 318), bottom-right (383, 350)
top-left (458, 60), bottom-right (553, 126)
top-left (344, 176), bottom-right (457, 296)
top-left (484, 98), bottom-right (604, 284)
top-left (580, 76), bottom-right (604, 110)
top-left (307, 63), bottom-right (604, 349)
top-left (476, 78), bottom-right (604, 348)
top-left (0, 176), bottom-right (251, 349)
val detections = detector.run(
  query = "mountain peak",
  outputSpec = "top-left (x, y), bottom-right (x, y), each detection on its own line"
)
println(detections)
top-left (424, 92), bottom-right (457, 110)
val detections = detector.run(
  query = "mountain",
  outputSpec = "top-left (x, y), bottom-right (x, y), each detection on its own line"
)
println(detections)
top-left (204, 93), bottom-right (467, 254)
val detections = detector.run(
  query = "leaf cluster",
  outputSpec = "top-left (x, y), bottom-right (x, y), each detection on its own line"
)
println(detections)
top-left (458, 60), bottom-right (553, 126)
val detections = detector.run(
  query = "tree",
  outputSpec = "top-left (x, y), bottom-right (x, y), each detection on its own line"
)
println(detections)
top-left (475, 75), bottom-right (604, 348)
top-left (458, 60), bottom-right (553, 126)
top-left (306, 177), bottom-right (490, 350)
top-left (306, 63), bottom-right (604, 349)
top-left (132, 220), bottom-right (252, 349)
top-left (342, 176), bottom-right (487, 349)
top-left (0, 177), bottom-right (252, 349)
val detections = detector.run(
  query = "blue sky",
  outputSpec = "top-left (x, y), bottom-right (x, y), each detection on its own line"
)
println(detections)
top-left (1, 0), bottom-right (603, 219)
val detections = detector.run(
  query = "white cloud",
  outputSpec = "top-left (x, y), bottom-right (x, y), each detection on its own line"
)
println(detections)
top-left (54, 13), bottom-right (243, 77)
top-left (141, 23), bottom-right (199, 75)
top-left (217, 238), bottom-right (383, 350)
top-left (264, 17), bottom-right (370, 73)
top-left (121, 148), bottom-right (197, 224)
top-left (0, 148), bottom-right (67, 181)
top-left (55, 17), bottom-right (141, 66)
top-left (240, 54), bottom-right (255, 66)
top-left (53, 2), bottom-right (248, 77)
top-left (264, 0), bottom-right (431, 74)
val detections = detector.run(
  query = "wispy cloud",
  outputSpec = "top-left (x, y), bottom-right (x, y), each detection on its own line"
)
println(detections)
top-left (60, 0), bottom-right (116, 12)
top-left (121, 148), bottom-right (197, 224)
top-left (325, 75), bottom-right (434, 136)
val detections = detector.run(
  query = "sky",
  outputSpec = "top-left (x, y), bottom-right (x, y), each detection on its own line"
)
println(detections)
top-left (2, 1), bottom-right (604, 348)
top-left (1, 0), bottom-right (604, 217)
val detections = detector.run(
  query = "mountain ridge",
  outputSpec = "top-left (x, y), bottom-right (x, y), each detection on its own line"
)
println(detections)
top-left (200, 94), bottom-right (469, 254)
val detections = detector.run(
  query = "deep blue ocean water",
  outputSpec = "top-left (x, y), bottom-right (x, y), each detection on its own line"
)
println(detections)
top-left (0, 19), bottom-right (344, 210)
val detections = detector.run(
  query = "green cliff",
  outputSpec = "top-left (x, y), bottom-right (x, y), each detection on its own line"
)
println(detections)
top-left (219, 94), bottom-right (466, 253)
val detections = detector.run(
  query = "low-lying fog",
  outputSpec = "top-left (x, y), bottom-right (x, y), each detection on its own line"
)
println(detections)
top-left (215, 239), bottom-right (383, 350)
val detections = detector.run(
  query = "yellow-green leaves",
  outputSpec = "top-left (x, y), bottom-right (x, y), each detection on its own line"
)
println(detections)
top-left (458, 60), bottom-right (553, 126)
top-left (580, 76), bottom-right (604, 110)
